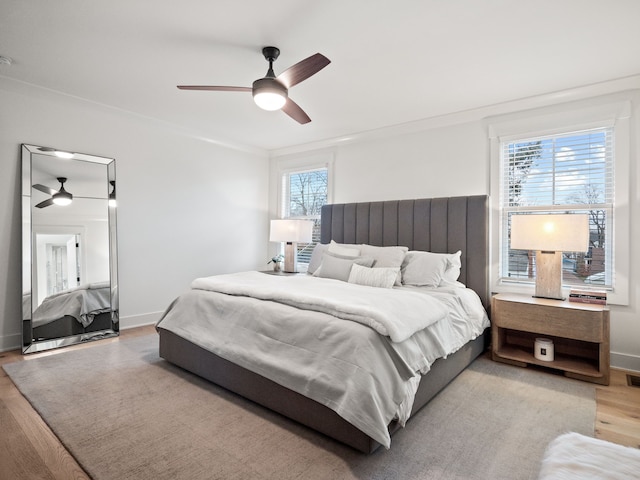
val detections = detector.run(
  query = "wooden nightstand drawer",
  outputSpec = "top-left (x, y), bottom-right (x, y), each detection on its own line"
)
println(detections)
top-left (494, 300), bottom-right (604, 342)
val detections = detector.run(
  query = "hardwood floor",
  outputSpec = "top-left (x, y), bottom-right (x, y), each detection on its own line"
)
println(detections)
top-left (1, 325), bottom-right (639, 479)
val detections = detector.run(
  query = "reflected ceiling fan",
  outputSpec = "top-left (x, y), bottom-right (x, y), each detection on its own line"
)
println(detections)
top-left (177, 47), bottom-right (330, 124)
top-left (33, 177), bottom-right (73, 208)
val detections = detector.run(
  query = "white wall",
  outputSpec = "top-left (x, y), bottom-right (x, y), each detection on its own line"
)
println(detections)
top-left (0, 79), bottom-right (269, 351)
top-left (270, 83), bottom-right (640, 371)
top-left (333, 122), bottom-right (489, 203)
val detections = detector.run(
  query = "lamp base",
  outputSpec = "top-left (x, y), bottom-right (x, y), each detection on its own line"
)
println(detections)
top-left (534, 250), bottom-right (564, 300)
top-left (533, 295), bottom-right (566, 301)
top-left (283, 242), bottom-right (298, 273)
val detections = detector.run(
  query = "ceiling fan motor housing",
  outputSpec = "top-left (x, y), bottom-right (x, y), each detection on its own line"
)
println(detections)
top-left (262, 46), bottom-right (280, 62)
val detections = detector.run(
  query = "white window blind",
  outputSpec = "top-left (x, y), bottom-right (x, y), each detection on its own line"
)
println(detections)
top-left (280, 167), bottom-right (328, 265)
top-left (500, 127), bottom-right (614, 288)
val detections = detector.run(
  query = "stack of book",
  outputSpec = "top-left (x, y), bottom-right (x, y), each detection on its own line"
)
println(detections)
top-left (569, 289), bottom-right (607, 305)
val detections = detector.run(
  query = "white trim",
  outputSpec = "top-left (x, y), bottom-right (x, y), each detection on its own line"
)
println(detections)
top-left (120, 311), bottom-right (163, 330)
top-left (269, 151), bottom-right (334, 260)
top-left (489, 98), bottom-right (632, 305)
top-left (0, 333), bottom-right (23, 353)
top-left (273, 151), bottom-right (335, 218)
top-left (0, 312), bottom-right (162, 353)
top-left (0, 76), bottom-right (267, 157)
top-left (610, 352), bottom-right (640, 374)
top-left (270, 75), bottom-right (640, 157)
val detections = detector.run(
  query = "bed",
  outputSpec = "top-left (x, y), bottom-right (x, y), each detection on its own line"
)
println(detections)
top-left (157, 195), bottom-right (490, 453)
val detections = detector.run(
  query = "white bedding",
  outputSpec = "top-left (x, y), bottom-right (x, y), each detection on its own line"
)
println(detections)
top-left (192, 271), bottom-right (449, 342)
top-left (156, 271), bottom-right (489, 448)
top-left (539, 432), bottom-right (640, 479)
top-left (32, 282), bottom-right (112, 328)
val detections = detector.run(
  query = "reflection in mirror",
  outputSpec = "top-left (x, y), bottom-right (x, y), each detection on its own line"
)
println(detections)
top-left (22, 144), bottom-right (118, 353)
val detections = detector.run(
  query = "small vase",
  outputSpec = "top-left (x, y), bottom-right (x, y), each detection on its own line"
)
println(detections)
top-left (273, 262), bottom-right (281, 272)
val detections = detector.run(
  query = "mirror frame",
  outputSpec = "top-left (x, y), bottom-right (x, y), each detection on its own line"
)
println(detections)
top-left (22, 144), bottom-right (119, 353)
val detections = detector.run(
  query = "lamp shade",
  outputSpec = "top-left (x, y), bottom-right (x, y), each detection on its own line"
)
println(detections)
top-left (269, 219), bottom-right (313, 243)
top-left (511, 214), bottom-right (589, 252)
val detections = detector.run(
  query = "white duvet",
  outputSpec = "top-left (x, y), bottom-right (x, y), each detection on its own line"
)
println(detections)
top-left (191, 271), bottom-right (448, 342)
top-left (157, 271), bottom-right (490, 448)
top-left (539, 432), bottom-right (640, 479)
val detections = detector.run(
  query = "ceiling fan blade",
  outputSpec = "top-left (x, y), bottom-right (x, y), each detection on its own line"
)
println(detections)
top-left (177, 86), bottom-right (252, 92)
top-left (33, 184), bottom-right (57, 195)
top-left (282, 98), bottom-right (311, 124)
top-left (277, 53), bottom-right (330, 89)
top-left (35, 198), bottom-right (54, 209)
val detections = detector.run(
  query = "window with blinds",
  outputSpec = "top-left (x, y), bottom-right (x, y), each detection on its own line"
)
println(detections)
top-left (281, 167), bottom-right (328, 265)
top-left (500, 127), bottom-right (614, 288)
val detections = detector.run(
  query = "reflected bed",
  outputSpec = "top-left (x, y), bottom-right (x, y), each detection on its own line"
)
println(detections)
top-left (24, 282), bottom-right (117, 342)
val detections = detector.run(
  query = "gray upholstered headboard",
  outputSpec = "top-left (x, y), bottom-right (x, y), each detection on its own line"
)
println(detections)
top-left (320, 195), bottom-right (489, 309)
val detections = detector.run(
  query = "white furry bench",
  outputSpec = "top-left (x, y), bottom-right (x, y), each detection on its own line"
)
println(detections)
top-left (539, 432), bottom-right (640, 479)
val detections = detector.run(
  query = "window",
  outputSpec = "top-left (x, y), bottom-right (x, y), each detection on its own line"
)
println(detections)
top-left (280, 166), bottom-right (328, 265)
top-left (499, 128), bottom-right (614, 289)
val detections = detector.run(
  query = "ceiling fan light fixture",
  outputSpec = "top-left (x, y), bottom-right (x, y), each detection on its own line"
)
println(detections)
top-left (252, 77), bottom-right (287, 111)
top-left (52, 177), bottom-right (73, 206)
top-left (52, 192), bottom-right (73, 206)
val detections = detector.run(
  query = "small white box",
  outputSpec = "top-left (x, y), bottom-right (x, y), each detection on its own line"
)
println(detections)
top-left (534, 338), bottom-right (554, 362)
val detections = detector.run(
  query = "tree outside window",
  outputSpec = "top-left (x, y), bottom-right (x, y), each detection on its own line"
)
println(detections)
top-left (282, 167), bottom-right (328, 265)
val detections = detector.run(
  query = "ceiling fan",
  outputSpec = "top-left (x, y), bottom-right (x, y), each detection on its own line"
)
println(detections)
top-left (177, 47), bottom-right (330, 124)
top-left (33, 177), bottom-right (73, 208)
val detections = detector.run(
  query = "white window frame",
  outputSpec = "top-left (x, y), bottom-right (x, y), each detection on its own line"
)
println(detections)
top-left (272, 152), bottom-right (334, 266)
top-left (489, 100), bottom-right (630, 305)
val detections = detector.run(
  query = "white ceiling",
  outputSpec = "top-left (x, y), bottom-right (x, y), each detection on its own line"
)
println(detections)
top-left (2, 1), bottom-right (640, 152)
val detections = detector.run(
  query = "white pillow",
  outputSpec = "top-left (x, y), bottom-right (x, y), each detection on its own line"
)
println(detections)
top-left (348, 264), bottom-right (399, 289)
top-left (401, 251), bottom-right (449, 287)
top-left (315, 252), bottom-right (375, 282)
top-left (441, 250), bottom-right (462, 285)
top-left (307, 243), bottom-right (329, 275)
top-left (328, 240), bottom-right (360, 257)
top-left (359, 244), bottom-right (408, 285)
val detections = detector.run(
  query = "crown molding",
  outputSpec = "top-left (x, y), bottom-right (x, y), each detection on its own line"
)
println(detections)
top-left (0, 75), bottom-right (267, 157)
top-left (269, 74), bottom-right (640, 158)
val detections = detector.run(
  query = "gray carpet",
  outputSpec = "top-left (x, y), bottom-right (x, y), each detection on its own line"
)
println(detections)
top-left (4, 334), bottom-right (595, 480)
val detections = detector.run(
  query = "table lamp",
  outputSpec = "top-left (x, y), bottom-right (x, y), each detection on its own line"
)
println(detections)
top-left (269, 219), bottom-right (314, 273)
top-left (510, 213), bottom-right (589, 300)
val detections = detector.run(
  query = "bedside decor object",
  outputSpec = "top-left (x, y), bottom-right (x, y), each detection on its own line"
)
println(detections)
top-left (510, 213), bottom-right (589, 300)
top-left (568, 289), bottom-right (607, 305)
top-left (534, 337), bottom-right (554, 362)
top-left (267, 254), bottom-right (284, 272)
top-left (269, 219), bottom-right (313, 273)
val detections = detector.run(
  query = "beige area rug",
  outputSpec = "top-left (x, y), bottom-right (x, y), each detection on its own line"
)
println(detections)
top-left (4, 334), bottom-right (595, 480)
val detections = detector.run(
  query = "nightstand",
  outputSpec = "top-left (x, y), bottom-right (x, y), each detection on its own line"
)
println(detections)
top-left (491, 293), bottom-right (610, 385)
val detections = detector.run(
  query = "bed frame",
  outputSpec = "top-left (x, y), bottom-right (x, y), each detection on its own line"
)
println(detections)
top-left (159, 195), bottom-right (489, 453)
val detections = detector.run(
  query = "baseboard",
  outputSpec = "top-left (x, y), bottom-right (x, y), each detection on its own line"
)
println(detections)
top-left (0, 332), bottom-right (23, 353)
top-left (0, 312), bottom-right (163, 353)
top-left (120, 311), bottom-right (163, 330)
top-left (611, 351), bottom-right (640, 373)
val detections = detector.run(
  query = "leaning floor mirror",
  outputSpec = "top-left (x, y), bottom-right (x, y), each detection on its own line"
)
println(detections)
top-left (22, 144), bottom-right (119, 353)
